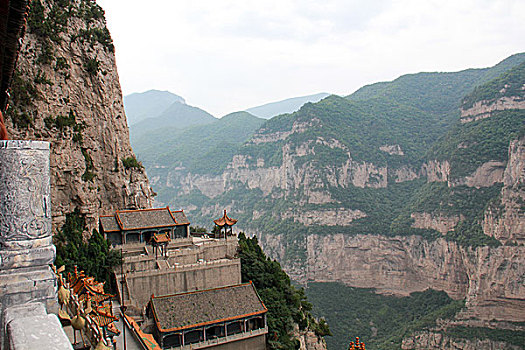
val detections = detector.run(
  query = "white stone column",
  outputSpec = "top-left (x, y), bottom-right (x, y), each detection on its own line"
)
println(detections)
top-left (0, 140), bottom-right (57, 349)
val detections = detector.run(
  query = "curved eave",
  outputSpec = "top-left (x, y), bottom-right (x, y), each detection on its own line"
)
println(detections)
top-left (155, 309), bottom-right (267, 334)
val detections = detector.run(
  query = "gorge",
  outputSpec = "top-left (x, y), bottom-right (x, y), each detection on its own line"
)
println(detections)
top-left (131, 55), bottom-right (525, 349)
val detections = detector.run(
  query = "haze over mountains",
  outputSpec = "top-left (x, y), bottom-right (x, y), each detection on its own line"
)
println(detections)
top-left (124, 90), bottom-right (331, 128)
top-left (245, 92), bottom-right (330, 119)
top-left (125, 90), bottom-right (335, 154)
top-left (124, 89), bottom-right (185, 125)
top-left (126, 53), bottom-right (525, 349)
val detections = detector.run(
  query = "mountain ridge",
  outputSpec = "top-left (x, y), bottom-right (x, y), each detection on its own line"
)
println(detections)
top-left (246, 92), bottom-right (331, 119)
top-left (133, 53), bottom-right (525, 349)
top-left (124, 89), bottom-right (185, 126)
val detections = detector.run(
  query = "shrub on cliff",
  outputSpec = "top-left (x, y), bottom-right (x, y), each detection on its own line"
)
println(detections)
top-left (122, 156), bottom-right (143, 170)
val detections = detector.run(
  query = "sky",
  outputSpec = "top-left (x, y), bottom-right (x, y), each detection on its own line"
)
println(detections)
top-left (97, 0), bottom-right (525, 117)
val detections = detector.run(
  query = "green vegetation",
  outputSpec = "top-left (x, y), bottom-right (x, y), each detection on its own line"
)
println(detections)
top-left (54, 57), bottom-right (70, 71)
top-left (348, 53), bottom-right (525, 114)
top-left (428, 110), bottom-right (525, 179)
top-left (190, 225), bottom-right (208, 233)
top-left (43, 109), bottom-right (85, 143)
top-left (8, 71), bottom-right (39, 107)
top-left (238, 233), bottom-right (330, 349)
top-left (9, 110), bottom-right (34, 129)
top-left (122, 156), bottom-right (143, 170)
top-left (76, 27), bottom-right (114, 52)
top-left (445, 325), bottom-right (525, 347)
top-left (36, 41), bottom-right (55, 65)
top-left (78, 0), bottom-right (106, 22)
top-left (6, 71), bottom-right (38, 128)
top-left (84, 58), bottom-right (100, 75)
top-left (239, 95), bottom-right (437, 169)
top-left (134, 54), bottom-right (525, 257)
top-left (130, 101), bottom-right (216, 137)
top-left (34, 70), bottom-right (53, 85)
top-left (392, 182), bottom-right (503, 248)
top-left (54, 209), bottom-right (122, 293)
top-left (81, 148), bottom-right (96, 182)
top-left (306, 282), bottom-right (464, 350)
top-left (462, 60), bottom-right (525, 109)
top-left (27, 0), bottom-right (114, 72)
top-left (132, 112), bottom-right (264, 208)
top-left (28, 0), bottom-right (69, 43)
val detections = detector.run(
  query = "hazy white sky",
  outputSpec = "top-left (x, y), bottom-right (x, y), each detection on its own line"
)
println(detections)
top-left (97, 0), bottom-right (524, 117)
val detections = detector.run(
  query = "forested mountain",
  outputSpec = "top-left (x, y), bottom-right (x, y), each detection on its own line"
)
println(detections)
top-left (134, 53), bottom-right (525, 349)
top-left (132, 111), bottom-right (265, 206)
top-left (246, 92), bottom-right (330, 119)
top-left (130, 101), bottom-right (216, 139)
top-left (124, 89), bottom-right (185, 125)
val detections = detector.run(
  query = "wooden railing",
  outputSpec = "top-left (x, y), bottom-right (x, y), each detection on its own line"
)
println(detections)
top-left (167, 326), bottom-right (268, 350)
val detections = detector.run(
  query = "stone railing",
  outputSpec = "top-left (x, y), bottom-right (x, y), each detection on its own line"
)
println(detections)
top-left (0, 140), bottom-right (72, 349)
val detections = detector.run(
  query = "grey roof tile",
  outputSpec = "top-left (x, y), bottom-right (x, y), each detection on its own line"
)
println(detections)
top-left (152, 283), bottom-right (266, 331)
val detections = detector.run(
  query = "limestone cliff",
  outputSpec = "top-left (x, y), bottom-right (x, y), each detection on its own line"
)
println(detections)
top-left (4, 0), bottom-right (154, 233)
top-left (401, 319), bottom-right (524, 350)
top-left (402, 331), bottom-right (522, 350)
top-left (460, 96), bottom-right (525, 123)
top-left (132, 54), bottom-right (525, 348)
top-left (293, 327), bottom-right (328, 350)
top-left (255, 132), bottom-right (525, 324)
top-left (482, 136), bottom-right (525, 245)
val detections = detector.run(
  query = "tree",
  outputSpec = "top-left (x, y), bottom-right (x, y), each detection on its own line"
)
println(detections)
top-left (54, 209), bottom-right (121, 293)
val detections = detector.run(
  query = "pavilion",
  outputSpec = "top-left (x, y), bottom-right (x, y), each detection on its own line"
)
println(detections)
top-left (213, 210), bottom-right (237, 239)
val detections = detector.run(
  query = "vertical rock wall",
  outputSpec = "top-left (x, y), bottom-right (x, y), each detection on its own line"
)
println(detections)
top-left (4, 0), bottom-right (154, 233)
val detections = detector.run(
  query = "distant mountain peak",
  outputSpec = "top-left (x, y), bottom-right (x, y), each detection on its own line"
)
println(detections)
top-left (127, 89), bottom-right (186, 104)
top-left (124, 90), bottom-right (186, 126)
top-left (245, 92), bottom-right (331, 119)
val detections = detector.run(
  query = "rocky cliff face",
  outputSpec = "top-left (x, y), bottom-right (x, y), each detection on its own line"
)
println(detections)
top-left (298, 234), bottom-right (523, 322)
top-left (402, 331), bottom-right (522, 350)
top-left (293, 327), bottom-right (328, 350)
top-left (483, 137), bottom-right (525, 244)
top-left (5, 0), bottom-right (154, 233)
top-left (256, 135), bottom-right (525, 324)
top-left (460, 96), bottom-right (525, 123)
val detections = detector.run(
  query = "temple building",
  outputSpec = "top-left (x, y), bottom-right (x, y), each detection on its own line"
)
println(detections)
top-left (99, 208), bottom-right (268, 349)
top-left (147, 282), bottom-right (267, 350)
top-left (99, 207), bottom-right (190, 245)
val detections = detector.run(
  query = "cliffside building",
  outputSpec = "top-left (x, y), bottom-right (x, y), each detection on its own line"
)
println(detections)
top-left (147, 283), bottom-right (267, 349)
top-left (99, 207), bottom-right (190, 245)
top-left (100, 208), bottom-right (267, 349)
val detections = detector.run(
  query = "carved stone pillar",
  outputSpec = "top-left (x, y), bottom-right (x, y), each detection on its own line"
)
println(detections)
top-left (0, 140), bottom-right (57, 349)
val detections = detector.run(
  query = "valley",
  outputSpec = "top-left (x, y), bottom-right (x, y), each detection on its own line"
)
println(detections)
top-left (129, 54), bottom-right (525, 349)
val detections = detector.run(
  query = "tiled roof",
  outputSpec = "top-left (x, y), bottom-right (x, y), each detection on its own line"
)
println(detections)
top-left (125, 315), bottom-right (161, 349)
top-left (99, 215), bottom-right (120, 232)
top-left (213, 210), bottom-right (238, 227)
top-left (116, 207), bottom-right (177, 230)
top-left (171, 210), bottom-right (190, 225)
top-left (151, 282), bottom-right (266, 332)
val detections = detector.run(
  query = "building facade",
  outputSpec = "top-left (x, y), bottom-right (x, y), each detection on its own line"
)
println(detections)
top-left (100, 207), bottom-right (190, 245)
top-left (148, 282), bottom-right (267, 350)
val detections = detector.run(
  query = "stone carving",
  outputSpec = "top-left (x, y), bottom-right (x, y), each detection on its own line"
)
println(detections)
top-left (0, 140), bottom-right (57, 349)
top-left (0, 141), bottom-right (51, 248)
